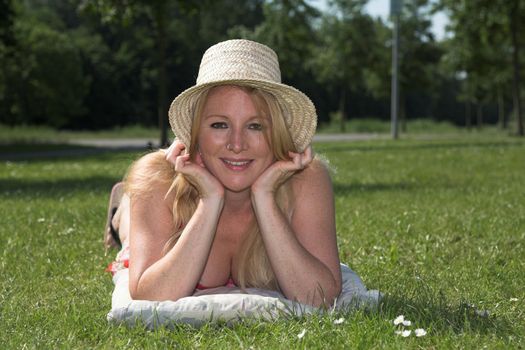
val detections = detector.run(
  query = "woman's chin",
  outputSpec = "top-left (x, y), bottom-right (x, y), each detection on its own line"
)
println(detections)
top-left (222, 182), bottom-right (253, 194)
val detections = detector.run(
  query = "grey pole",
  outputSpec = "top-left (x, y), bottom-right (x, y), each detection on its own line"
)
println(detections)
top-left (390, 0), bottom-right (401, 139)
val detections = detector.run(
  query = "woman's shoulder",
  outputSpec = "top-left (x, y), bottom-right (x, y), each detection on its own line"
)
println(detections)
top-left (289, 156), bottom-right (333, 195)
top-left (295, 156), bottom-right (332, 179)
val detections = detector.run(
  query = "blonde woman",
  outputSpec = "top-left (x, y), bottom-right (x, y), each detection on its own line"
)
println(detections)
top-left (105, 39), bottom-right (342, 307)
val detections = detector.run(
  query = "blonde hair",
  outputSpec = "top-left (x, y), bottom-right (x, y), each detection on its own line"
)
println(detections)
top-left (126, 84), bottom-right (297, 290)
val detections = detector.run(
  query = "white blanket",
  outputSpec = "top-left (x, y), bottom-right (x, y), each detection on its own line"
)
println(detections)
top-left (107, 264), bottom-right (380, 328)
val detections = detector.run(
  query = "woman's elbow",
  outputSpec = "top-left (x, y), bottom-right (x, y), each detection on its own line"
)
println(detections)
top-left (128, 284), bottom-right (149, 300)
top-left (295, 280), bottom-right (342, 308)
top-left (328, 282), bottom-right (342, 306)
top-left (318, 282), bottom-right (342, 307)
top-left (129, 287), bottom-right (148, 301)
top-left (129, 287), bottom-right (188, 302)
top-left (129, 281), bottom-right (192, 302)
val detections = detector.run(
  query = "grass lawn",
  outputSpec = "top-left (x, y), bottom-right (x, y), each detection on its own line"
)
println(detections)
top-left (0, 133), bottom-right (523, 348)
top-left (0, 124), bottom-right (160, 143)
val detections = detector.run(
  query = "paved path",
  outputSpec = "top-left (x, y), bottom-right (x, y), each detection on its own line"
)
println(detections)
top-left (1, 133), bottom-right (386, 161)
top-left (72, 133), bottom-right (386, 148)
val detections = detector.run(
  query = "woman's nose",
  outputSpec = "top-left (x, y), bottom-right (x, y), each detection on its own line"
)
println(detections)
top-left (227, 128), bottom-right (247, 153)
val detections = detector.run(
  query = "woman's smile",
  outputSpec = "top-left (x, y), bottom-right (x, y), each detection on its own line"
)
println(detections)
top-left (221, 158), bottom-right (254, 171)
top-left (197, 85), bottom-right (275, 192)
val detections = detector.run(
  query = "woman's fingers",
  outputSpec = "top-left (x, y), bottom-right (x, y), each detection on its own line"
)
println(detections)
top-left (165, 140), bottom-right (186, 165)
top-left (173, 154), bottom-right (224, 199)
top-left (288, 145), bottom-right (313, 170)
top-left (252, 146), bottom-right (314, 195)
top-left (303, 145), bottom-right (313, 166)
top-left (174, 154), bottom-right (190, 172)
top-left (293, 152), bottom-right (303, 169)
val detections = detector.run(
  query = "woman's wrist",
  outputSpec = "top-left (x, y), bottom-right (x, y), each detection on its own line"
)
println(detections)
top-left (250, 188), bottom-right (275, 212)
top-left (200, 192), bottom-right (225, 210)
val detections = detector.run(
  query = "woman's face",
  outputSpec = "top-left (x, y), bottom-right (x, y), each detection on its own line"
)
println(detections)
top-left (197, 85), bottom-right (275, 193)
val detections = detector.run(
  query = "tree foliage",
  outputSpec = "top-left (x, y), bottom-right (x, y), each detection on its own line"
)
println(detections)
top-left (311, 0), bottom-right (381, 130)
top-left (0, 0), bottom-right (524, 135)
top-left (438, 0), bottom-right (525, 133)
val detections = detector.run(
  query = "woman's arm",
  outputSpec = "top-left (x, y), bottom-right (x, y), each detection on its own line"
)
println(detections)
top-left (251, 150), bottom-right (342, 307)
top-left (128, 151), bottom-right (224, 301)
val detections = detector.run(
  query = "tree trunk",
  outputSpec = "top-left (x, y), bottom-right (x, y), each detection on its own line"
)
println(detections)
top-left (400, 94), bottom-right (407, 133)
top-left (509, 0), bottom-right (524, 136)
top-left (476, 103), bottom-right (483, 129)
top-left (339, 87), bottom-right (346, 133)
top-left (153, 1), bottom-right (169, 147)
top-left (497, 88), bottom-right (506, 129)
top-left (465, 101), bottom-right (471, 130)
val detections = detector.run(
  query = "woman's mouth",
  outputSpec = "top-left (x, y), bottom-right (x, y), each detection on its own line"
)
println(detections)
top-left (221, 158), bottom-right (253, 171)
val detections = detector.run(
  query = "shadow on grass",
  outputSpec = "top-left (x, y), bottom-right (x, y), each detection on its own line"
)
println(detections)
top-left (317, 140), bottom-right (524, 154)
top-left (0, 175), bottom-right (121, 199)
top-left (0, 142), bottom-right (152, 162)
top-left (0, 143), bottom-right (99, 160)
top-left (377, 289), bottom-right (513, 337)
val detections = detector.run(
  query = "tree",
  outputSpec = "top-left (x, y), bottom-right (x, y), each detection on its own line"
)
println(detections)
top-left (231, 1), bottom-right (319, 85)
top-left (507, 0), bottom-right (524, 135)
top-left (82, 0), bottom-right (265, 142)
top-left (397, 0), bottom-right (443, 130)
top-left (0, 0), bottom-right (16, 123)
top-left (228, 0), bottom-right (331, 122)
top-left (439, 0), bottom-right (524, 135)
top-left (311, 0), bottom-right (380, 131)
top-left (0, 0), bottom-right (15, 47)
top-left (81, 0), bottom-right (175, 145)
top-left (1, 2), bottom-right (90, 128)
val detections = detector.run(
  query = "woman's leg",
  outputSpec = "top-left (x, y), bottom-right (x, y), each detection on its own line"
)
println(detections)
top-left (105, 182), bottom-right (130, 249)
top-left (111, 194), bottom-right (130, 247)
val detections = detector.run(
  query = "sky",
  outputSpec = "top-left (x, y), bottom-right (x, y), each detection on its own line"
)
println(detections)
top-left (365, 0), bottom-right (449, 40)
top-left (310, 0), bottom-right (450, 40)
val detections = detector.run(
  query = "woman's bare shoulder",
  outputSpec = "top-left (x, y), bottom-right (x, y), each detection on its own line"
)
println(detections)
top-left (287, 157), bottom-right (334, 207)
top-left (291, 157), bottom-right (332, 187)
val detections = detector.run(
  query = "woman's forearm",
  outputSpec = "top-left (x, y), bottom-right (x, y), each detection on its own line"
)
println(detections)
top-left (131, 196), bottom-right (224, 301)
top-left (251, 193), bottom-right (341, 307)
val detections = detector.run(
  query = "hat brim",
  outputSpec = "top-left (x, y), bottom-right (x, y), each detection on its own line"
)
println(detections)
top-left (168, 79), bottom-right (317, 152)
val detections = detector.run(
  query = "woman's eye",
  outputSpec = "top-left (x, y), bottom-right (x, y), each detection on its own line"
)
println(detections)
top-left (248, 123), bottom-right (263, 131)
top-left (210, 122), bottom-right (228, 129)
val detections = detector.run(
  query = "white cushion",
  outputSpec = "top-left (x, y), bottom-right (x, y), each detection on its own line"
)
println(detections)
top-left (107, 264), bottom-right (380, 328)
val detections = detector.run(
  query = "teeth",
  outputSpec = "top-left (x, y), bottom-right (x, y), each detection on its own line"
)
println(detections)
top-left (224, 160), bottom-right (250, 166)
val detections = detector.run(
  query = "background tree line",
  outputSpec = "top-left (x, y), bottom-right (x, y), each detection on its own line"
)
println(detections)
top-left (0, 0), bottom-right (524, 137)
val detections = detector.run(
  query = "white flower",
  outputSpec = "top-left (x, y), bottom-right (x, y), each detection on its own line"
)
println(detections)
top-left (414, 328), bottom-right (427, 337)
top-left (37, 218), bottom-right (45, 223)
top-left (510, 298), bottom-right (518, 302)
top-left (333, 318), bottom-right (345, 325)
top-left (297, 329), bottom-right (306, 339)
top-left (393, 315), bottom-right (405, 325)
top-left (395, 330), bottom-right (412, 337)
top-left (394, 315), bottom-right (412, 326)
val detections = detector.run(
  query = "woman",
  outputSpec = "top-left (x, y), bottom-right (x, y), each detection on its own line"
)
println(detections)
top-left (106, 39), bottom-right (342, 307)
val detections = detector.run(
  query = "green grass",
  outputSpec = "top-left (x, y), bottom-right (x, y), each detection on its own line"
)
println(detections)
top-left (1, 133), bottom-right (524, 348)
top-left (316, 117), bottom-right (518, 135)
top-left (0, 124), bottom-right (159, 144)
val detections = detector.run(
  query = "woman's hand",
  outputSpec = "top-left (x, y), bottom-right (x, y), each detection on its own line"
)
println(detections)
top-left (164, 139), bottom-right (186, 164)
top-left (251, 145), bottom-right (313, 197)
top-left (165, 141), bottom-right (224, 200)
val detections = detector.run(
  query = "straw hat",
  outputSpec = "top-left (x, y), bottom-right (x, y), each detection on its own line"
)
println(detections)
top-left (168, 39), bottom-right (317, 152)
